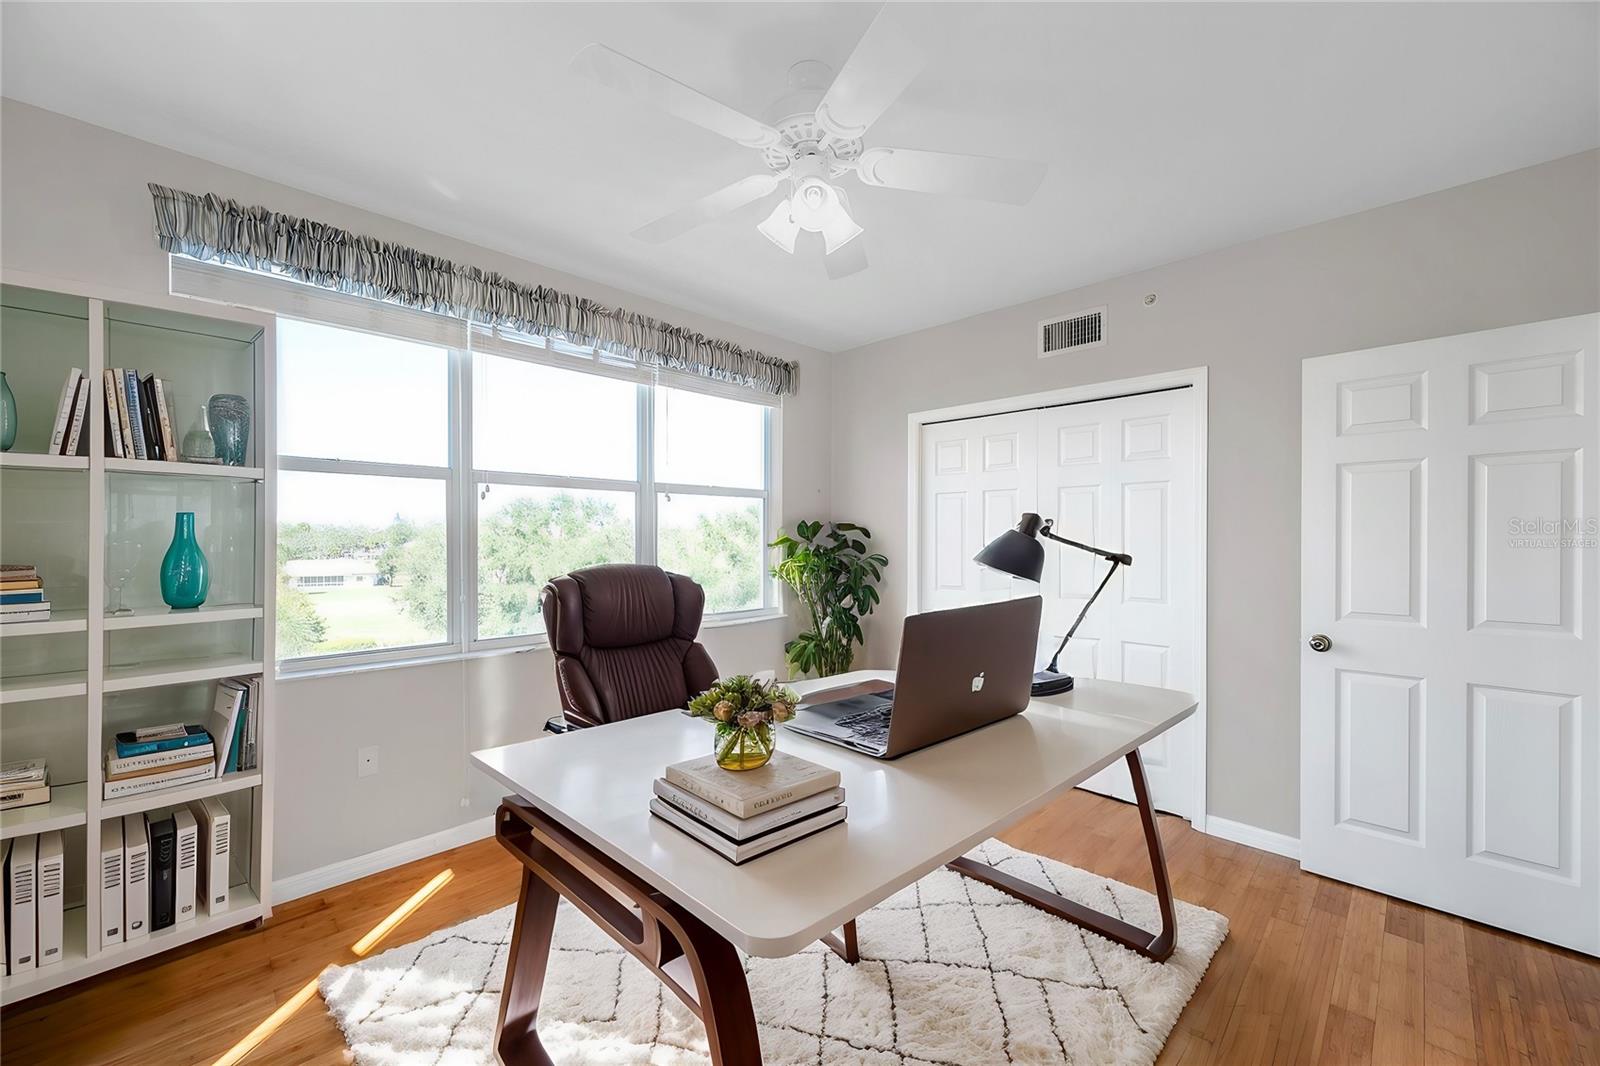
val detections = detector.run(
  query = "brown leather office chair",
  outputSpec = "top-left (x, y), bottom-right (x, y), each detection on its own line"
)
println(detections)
top-left (541, 563), bottom-right (719, 730)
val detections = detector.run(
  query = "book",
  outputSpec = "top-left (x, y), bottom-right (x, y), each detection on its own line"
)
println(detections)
top-left (0, 759), bottom-right (47, 786)
top-left (122, 815), bottom-right (149, 941)
top-left (209, 681), bottom-right (247, 775)
top-left (0, 781), bottom-right (51, 811)
top-left (103, 369), bottom-right (125, 458)
top-left (47, 368), bottom-right (83, 455)
top-left (62, 373), bottom-right (90, 456)
top-left (149, 814), bottom-right (176, 930)
top-left (0, 610), bottom-right (52, 625)
top-left (190, 796), bottom-right (230, 915)
top-left (0, 578), bottom-right (44, 590)
top-left (105, 743), bottom-right (217, 778)
top-left (138, 375), bottom-right (164, 460)
top-left (650, 797), bottom-right (847, 864)
top-left (0, 565), bottom-right (38, 580)
top-left (663, 751), bottom-right (842, 819)
top-left (100, 819), bottom-right (124, 947)
top-left (103, 761), bottom-right (215, 799)
top-left (113, 724), bottom-right (211, 758)
top-left (0, 591), bottom-right (46, 605)
top-left (5, 835), bottom-right (37, 972)
top-left (124, 370), bottom-right (147, 460)
top-left (112, 368), bottom-right (133, 456)
top-left (173, 807), bottom-right (197, 924)
top-left (153, 377), bottom-right (177, 460)
top-left (652, 778), bottom-right (845, 841)
top-left (35, 831), bottom-right (63, 967)
top-left (103, 753), bottom-right (214, 782)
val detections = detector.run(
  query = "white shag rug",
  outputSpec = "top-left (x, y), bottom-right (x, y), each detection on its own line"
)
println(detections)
top-left (320, 838), bottom-right (1227, 1066)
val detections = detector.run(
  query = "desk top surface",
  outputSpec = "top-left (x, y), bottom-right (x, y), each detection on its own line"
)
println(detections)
top-left (471, 671), bottom-right (1195, 957)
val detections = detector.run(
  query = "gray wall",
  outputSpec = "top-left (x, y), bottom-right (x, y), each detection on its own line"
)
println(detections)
top-left (0, 100), bottom-right (835, 880)
top-left (830, 150), bottom-right (1600, 837)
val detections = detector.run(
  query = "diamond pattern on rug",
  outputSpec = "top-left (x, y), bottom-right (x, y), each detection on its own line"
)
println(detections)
top-left (319, 838), bottom-right (1228, 1066)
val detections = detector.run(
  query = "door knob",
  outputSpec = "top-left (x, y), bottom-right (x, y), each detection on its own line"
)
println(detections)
top-left (1307, 634), bottom-right (1332, 653)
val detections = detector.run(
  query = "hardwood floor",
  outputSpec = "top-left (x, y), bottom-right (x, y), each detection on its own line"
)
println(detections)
top-left (3, 789), bottom-right (1596, 1065)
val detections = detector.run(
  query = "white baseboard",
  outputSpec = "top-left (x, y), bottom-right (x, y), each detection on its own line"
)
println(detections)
top-left (1203, 815), bottom-right (1301, 861)
top-left (273, 815), bottom-right (497, 904)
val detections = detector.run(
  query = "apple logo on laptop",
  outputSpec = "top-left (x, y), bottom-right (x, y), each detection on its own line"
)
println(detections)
top-left (971, 672), bottom-right (985, 693)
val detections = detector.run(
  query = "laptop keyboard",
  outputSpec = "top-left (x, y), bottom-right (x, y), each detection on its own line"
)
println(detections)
top-left (835, 704), bottom-right (893, 747)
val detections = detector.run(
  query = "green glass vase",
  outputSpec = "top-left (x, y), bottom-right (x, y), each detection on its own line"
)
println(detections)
top-left (159, 512), bottom-right (209, 609)
top-left (0, 372), bottom-right (16, 452)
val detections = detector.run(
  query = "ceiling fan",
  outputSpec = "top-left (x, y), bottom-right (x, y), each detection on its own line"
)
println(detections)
top-left (571, 5), bottom-right (1047, 280)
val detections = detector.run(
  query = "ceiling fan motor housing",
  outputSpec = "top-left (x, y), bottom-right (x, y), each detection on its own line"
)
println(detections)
top-left (762, 60), bottom-right (862, 175)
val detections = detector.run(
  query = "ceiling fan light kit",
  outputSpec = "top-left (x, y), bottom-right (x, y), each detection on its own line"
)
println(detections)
top-left (573, 4), bottom-right (1046, 279)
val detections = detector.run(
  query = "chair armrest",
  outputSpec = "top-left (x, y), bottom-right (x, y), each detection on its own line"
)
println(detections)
top-left (543, 715), bottom-right (571, 735)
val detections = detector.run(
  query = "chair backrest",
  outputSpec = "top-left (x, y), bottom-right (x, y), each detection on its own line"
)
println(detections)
top-left (540, 564), bottom-right (719, 728)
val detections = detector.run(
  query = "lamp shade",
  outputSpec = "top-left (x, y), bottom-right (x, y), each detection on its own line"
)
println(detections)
top-left (974, 513), bottom-right (1047, 583)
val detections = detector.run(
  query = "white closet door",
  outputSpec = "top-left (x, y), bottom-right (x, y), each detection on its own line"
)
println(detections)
top-left (1036, 389), bottom-right (1199, 818)
top-left (918, 411), bottom-right (1038, 613)
top-left (1301, 314), bottom-right (1599, 954)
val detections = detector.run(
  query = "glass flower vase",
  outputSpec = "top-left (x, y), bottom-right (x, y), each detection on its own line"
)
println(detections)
top-left (0, 372), bottom-right (16, 452)
top-left (160, 511), bottom-right (210, 609)
top-left (713, 721), bottom-right (776, 771)
top-left (207, 393), bottom-right (250, 466)
top-left (182, 404), bottom-right (218, 462)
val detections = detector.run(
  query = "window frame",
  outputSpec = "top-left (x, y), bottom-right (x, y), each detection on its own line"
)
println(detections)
top-left (277, 319), bottom-right (777, 673)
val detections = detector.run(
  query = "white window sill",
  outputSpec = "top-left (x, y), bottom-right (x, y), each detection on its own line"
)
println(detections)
top-left (276, 608), bottom-right (788, 682)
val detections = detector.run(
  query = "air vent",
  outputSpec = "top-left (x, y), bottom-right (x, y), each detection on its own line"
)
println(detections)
top-left (1038, 307), bottom-right (1106, 358)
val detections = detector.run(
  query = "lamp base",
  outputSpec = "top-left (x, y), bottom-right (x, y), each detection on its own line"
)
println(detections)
top-left (1030, 670), bottom-right (1076, 697)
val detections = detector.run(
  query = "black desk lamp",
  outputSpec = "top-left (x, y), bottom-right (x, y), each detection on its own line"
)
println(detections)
top-left (974, 512), bottom-right (1132, 697)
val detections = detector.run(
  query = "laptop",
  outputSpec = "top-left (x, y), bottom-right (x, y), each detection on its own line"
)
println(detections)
top-left (786, 596), bottom-right (1043, 759)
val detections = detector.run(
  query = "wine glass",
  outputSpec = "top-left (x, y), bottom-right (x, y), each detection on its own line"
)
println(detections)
top-left (106, 540), bottom-right (140, 616)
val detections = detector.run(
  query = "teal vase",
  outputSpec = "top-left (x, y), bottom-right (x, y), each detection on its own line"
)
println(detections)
top-left (0, 372), bottom-right (16, 452)
top-left (160, 512), bottom-right (209, 609)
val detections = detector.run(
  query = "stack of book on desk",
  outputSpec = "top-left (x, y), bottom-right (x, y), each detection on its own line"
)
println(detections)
top-left (651, 751), bottom-right (845, 864)
top-left (0, 759), bottom-right (50, 811)
top-left (104, 725), bottom-right (216, 800)
top-left (0, 564), bottom-right (50, 625)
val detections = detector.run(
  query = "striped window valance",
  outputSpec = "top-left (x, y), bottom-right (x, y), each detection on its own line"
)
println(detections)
top-left (147, 183), bottom-right (799, 396)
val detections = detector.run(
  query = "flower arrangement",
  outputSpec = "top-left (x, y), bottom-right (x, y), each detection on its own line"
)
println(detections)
top-left (688, 675), bottom-right (800, 771)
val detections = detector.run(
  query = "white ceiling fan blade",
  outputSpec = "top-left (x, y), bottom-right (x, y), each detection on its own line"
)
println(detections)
top-left (632, 174), bottom-right (782, 244)
top-left (855, 147), bottom-right (1047, 205)
top-left (825, 236), bottom-right (869, 280)
top-left (814, 5), bottom-right (940, 141)
top-left (572, 44), bottom-right (780, 149)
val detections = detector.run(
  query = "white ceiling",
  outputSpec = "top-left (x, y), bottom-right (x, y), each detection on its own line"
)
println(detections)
top-left (3, 3), bottom-right (1596, 352)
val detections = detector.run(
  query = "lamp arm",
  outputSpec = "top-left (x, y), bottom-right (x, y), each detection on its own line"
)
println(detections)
top-left (1039, 521), bottom-right (1133, 567)
top-left (1046, 558), bottom-right (1122, 675)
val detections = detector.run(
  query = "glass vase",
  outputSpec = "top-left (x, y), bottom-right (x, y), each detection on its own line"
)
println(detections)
top-left (207, 393), bottom-right (250, 466)
top-left (160, 511), bottom-right (210, 609)
top-left (713, 721), bottom-right (775, 771)
top-left (0, 372), bottom-right (16, 452)
top-left (182, 404), bottom-right (218, 462)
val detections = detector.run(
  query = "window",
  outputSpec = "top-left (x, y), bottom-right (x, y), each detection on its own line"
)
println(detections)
top-left (277, 320), bottom-right (452, 662)
top-left (277, 319), bottom-right (775, 668)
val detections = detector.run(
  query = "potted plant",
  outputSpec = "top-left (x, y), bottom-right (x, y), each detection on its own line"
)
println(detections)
top-left (688, 675), bottom-right (800, 771)
top-left (770, 521), bottom-right (887, 678)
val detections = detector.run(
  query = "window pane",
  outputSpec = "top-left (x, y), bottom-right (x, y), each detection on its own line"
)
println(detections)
top-left (474, 355), bottom-right (636, 479)
top-left (277, 472), bottom-right (448, 658)
top-left (654, 387), bottom-right (765, 489)
top-left (476, 485), bottom-right (636, 639)
top-left (277, 319), bottom-right (449, 466)
top-left (657, 493), bottom-right (764, 614)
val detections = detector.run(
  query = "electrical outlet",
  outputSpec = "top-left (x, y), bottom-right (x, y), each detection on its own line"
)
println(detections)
top-left (357, 745), bottom-right (379, 779)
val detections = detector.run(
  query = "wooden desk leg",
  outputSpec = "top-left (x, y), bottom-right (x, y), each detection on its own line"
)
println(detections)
top-left (947, 749), bottom-right (1178, 963)
top-left (819, 919), bottom-right (859, 963)
top-left (495, 867), bottom-right (560, 1066)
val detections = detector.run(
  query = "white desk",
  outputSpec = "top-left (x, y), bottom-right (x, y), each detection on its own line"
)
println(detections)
top-left (472, 671), bottom-right (1196, 1065)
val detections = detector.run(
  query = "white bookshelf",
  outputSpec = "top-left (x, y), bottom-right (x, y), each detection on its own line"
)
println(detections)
top-left (0, 272), bottom-right (276, 1006)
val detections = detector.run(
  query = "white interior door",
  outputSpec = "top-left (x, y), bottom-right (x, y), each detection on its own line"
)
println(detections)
top-left (1037, 390), bottom-right (1198, 817)
top-left (918, 411), bottom-right (1037, 613)
top-left (1301, 314), bottom-right (1599, 954)
top-left (917, 388), bottom-right (1200, 821)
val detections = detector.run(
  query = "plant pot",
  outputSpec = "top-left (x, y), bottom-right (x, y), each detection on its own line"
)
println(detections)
top-left (160, 511), bottom-right (210, 609)
top-left (713, 721), bottom-right (776, 771)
